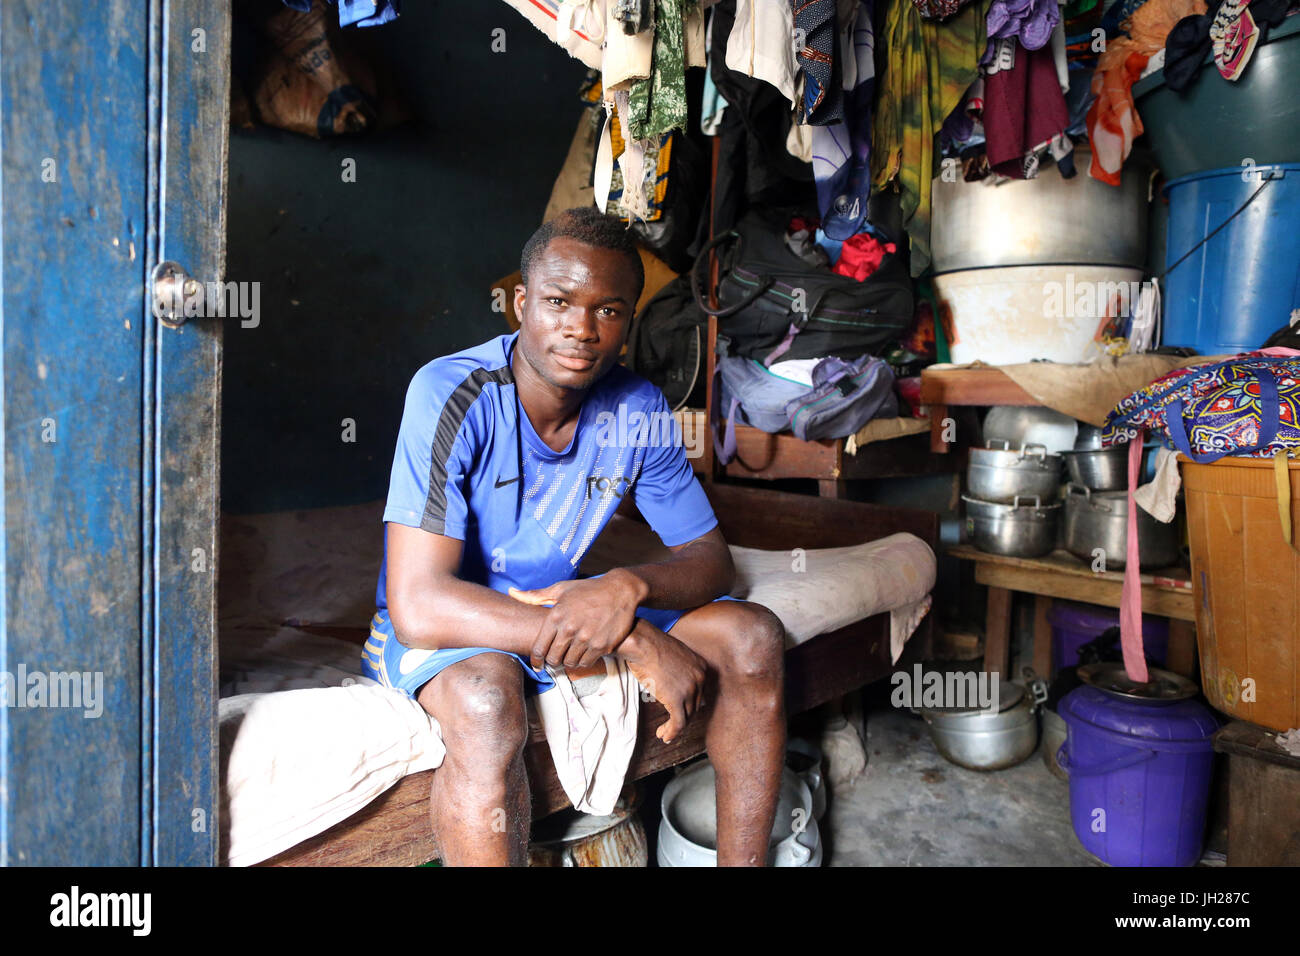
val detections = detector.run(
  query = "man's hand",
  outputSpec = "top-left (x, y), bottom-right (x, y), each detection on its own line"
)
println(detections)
top-left (508, 568), bottom-right (649, 670)
top-left (619, 618), bottom-right (707, 744)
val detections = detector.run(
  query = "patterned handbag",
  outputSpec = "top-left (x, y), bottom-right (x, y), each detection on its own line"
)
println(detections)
top-left (1103, 350), bottom-right (1300, 462)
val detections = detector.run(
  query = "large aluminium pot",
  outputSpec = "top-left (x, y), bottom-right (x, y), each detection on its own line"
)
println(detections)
top-left (967, 440), bottom-right (1063, 504)
top-left (930, 145), bottom-right (1150, 273)
top-left (933, 264), bottom-right (1147, 366)
top-left (963, 494), bottom-right (1060, 558)
top-left (1063, 484), bottom-right (1180, 570)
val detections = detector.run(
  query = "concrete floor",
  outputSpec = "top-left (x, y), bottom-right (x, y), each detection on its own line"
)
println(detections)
top-left (824, 706), bottom-right (1101, 867)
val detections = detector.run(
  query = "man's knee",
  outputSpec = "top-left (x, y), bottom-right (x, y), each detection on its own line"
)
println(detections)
top-left (423, 656), bottom-right (529, 764)
top-left (720, 603), bottom-right (786, 688)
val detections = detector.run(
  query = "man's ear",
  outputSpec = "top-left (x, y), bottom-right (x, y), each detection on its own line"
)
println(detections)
top-left (513, 284), bottom-right (527, 324)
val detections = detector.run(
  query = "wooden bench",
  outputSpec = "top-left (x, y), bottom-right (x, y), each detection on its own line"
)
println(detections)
top-left (260, 482), bottom-right (937, 866)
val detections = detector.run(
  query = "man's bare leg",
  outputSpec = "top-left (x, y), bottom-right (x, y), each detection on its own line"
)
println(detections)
top-left (415, 653), bottom-right (530, 866)
top-left (666, 601), bottom-right (786, 866)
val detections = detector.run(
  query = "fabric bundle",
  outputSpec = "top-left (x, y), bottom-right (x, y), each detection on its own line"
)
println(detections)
top-left (1086, 0), bottom-right (1206, 186)
top-left (986, 0), bottom-right (1062, 47)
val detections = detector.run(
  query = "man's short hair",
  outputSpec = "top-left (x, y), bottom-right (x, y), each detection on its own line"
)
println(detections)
top-left (520, 207), bottom-right (645, 302)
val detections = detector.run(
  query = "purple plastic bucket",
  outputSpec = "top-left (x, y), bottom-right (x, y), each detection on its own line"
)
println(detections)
top-left (1058, 687), bottom-right (1218, 867)
top-left (1048, 601), bottom-right (1168, 675)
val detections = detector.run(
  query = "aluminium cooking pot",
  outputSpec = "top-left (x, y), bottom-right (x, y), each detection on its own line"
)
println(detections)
top-left (922, 674), bottom-right (1049, 771)
top-left (967, 440), bottom-right (1064, 504)
top-left (1063, 483), bottom-right (1180, 570)
top-left (963, 493), bottom-right (1061, 558)
top-left (1061, 445), bottom-right (1132, 491)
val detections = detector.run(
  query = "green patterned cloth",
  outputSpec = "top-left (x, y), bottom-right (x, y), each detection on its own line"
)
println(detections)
top-left (871, 0), bottom-right (991, 277)
top-left (627, 0), bottom-right (695, 140)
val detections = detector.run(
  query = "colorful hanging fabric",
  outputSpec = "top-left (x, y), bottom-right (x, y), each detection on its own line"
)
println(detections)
top-left (985, 0), bottom-right (1061, 49)
top-left (604, 98), bottom-right (674, 222)
top-left (912, 0), bottom-right (978, 18)
top-left (983, 41), bottom-right (1070, 179)
top-left (1086, 0), bottom-right (1205, 185)
top-left (871, 0), bottom-right (991, 276)
top-left (791, 0), bottom-right (845, 124)
top-left (1211, 0), bottom-right (1259, 78)
top-left (628, 0), bottom-right (694, 139)
top-left (810, 0), bottom-right (876, 239)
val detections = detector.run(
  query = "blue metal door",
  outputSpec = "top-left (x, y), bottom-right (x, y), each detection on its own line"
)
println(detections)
top-left (0, 0), bottom-right (228, 865)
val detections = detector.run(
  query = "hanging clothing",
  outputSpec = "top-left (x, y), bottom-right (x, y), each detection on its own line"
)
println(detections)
top-left (498, 0), bottom-right (705, 90)
top-left (1086, 0), bottom-right (1205, 186)
top-left (723, 0), bottom-right (801, 104)
top-left (985, 0), bottom-right (1061, 49)
top-left (791, 0), bottom-right (846, 124)
top-left (983, 41), bottom-right (1070, 178)
top-left (701, 15), bottom-right (729, 135)
top-left (628, 0), bottom-right (694, 139)
top-left (280, 0), bottom-right (401, 28)
top-left (711, 0), bottom-right (818, 234)
top-left (872, 0), bottom-right (991, 276)
top-left (913, 0), bottom-right (979, 17)
top-left (811, 1), bottom-right (877, 238)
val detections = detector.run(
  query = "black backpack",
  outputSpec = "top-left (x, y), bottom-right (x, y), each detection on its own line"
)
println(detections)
top-left (625, 274), bottom-right (707, 411)
top-left (691, 210), bottom-right (913, 364)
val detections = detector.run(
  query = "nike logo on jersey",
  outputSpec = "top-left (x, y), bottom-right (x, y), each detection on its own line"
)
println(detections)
top-left (494, 475), bottom-right (521, 488)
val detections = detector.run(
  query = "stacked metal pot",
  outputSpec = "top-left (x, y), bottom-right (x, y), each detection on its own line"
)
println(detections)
top-left (1060, 427), bottom-right (1179, 571)
top-left (962, 439), bottom-right (1064, 558)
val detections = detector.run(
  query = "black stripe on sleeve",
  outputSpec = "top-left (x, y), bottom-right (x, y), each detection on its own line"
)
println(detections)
top-left (421, 364), bottom-right (515, 534)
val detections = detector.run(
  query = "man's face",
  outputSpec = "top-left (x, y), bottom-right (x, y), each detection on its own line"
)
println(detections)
top-left (513, 236), bottom-right (640, 392)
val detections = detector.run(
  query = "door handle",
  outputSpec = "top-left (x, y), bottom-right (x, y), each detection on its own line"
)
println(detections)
top-left (150, 260), bottom-right (202, 329)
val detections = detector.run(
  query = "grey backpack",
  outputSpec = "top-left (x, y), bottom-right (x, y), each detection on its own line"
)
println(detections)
top-left (713, 353), bottom-right (898, 462)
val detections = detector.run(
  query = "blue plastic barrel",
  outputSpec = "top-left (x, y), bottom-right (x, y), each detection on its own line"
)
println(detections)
top-left (1058, 686), bottom-right (1218, 866)
top-left (1161, 164), bottom-right (1300, 355)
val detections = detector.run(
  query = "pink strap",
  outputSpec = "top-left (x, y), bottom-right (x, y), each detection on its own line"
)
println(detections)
top-left (1119, 432), bottom-right (1150, 682)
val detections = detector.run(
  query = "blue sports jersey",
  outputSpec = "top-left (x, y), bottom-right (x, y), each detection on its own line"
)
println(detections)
top-left (375, 331), bottom-right (718, 610)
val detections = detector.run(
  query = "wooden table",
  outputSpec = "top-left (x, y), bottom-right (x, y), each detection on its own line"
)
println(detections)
top-left (946, 544), bottom-right (1197, 679)
top-left (920, 366), bottom-right (1037, 453)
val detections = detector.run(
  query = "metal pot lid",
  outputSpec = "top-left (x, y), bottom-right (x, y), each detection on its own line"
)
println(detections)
top-left (922, 678), bottom-right (1024, 716)
top-left (1077, 662), bottom-right (1198, 701)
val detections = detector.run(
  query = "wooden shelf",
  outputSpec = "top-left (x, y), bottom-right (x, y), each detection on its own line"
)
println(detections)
top-left (723, 427), bottom-right (956, 486)
top-left (945, 543), bottom-right (1196, 680)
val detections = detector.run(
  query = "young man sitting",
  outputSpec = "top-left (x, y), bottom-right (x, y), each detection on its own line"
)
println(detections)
top-left (365, 207), bottom-right (786, 866)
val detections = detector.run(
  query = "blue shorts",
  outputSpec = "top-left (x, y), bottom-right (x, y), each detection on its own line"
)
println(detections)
top-left (361, 598), bottom-right (739, 699)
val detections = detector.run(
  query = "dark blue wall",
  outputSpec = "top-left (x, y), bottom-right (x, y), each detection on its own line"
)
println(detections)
top-left (223, 4), bottom-right (586, 513)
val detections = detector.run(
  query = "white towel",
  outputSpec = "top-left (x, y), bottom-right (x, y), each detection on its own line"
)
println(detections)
top-left (1133, 446), bottom-right (1182, 523)
top-left (534, 658), bottom-right (641, 816)
top-left (221, 662), bottom-right (637, 865)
